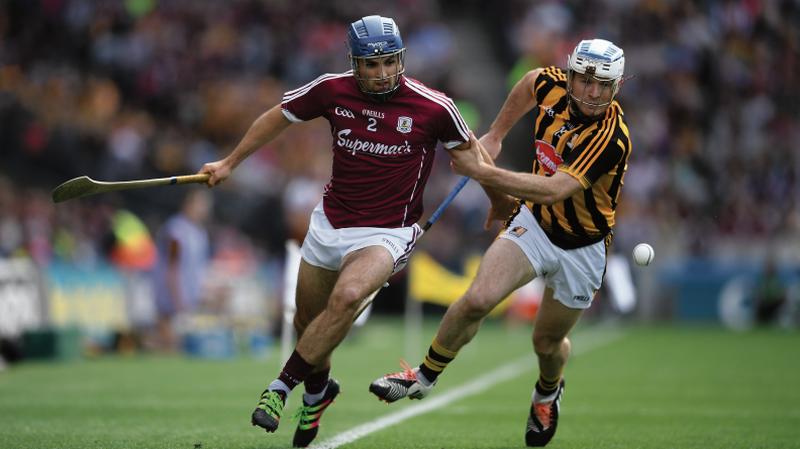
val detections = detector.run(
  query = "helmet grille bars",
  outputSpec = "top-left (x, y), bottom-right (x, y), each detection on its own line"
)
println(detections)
top-left (347, 15), bottom-right (406, 101)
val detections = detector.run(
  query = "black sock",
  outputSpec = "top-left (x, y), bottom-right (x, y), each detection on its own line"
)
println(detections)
top-left (304, 367), bottom-right (330, 395)
top-left (277, 350), bottom-right (314, 390)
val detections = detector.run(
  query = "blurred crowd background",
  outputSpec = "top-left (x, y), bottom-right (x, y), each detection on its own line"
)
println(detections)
top-left (1, 0), bottom-right (799, 361)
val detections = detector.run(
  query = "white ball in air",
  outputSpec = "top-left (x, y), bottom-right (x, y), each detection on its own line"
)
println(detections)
top-left (632, 243), bottom-right (654, 266)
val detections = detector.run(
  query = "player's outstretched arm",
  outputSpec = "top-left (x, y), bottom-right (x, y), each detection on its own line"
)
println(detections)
top-left (481, 68), bottom-right (543, 160)
top-left (199, 105), bottom-right (292, 187)
top-left (458, 136), bottom-right (518, 227)
top-left (452, 136), bottom-right (515, 194)
top-left (448, 138), bottom-right (582, 206)
top-left (449, 136), bottom-right (518, 228)
top-left (474, 141), bottom-right (518, 228)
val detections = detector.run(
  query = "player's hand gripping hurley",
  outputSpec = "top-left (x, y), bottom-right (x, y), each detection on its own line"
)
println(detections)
top-left (353, 175), bottom-right (470, 319)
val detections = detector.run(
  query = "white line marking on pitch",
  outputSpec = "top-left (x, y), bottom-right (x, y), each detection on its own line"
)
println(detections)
top-left (311, 328), bottom-right (624, 449)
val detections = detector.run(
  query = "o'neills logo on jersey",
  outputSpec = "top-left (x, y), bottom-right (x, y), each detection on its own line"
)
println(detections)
top-left (362, 109), bottom-right (385, 119)
top-left (535, 140), bottom-right (563, 175)
top-left (337, 129), bottom-right (412, 156)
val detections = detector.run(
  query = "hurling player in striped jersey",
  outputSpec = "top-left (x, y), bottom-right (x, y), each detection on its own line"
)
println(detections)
top-left (199, 15), bottom-right (476, 447)
top-left (370, 38), bottom-right (632, 447)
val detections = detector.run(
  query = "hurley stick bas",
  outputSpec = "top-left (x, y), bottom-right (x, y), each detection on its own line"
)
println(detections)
top-left (51, 174), bottom-right (211, 203)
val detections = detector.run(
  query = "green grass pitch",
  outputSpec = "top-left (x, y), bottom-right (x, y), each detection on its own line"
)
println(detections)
top-left (1, 318), bottom-right (798, 448)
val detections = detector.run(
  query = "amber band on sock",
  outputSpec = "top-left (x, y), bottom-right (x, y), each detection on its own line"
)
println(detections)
top-left (419, 339), bottom-right (458, 382)
top-left (535, 374), bottom-right (561, 396)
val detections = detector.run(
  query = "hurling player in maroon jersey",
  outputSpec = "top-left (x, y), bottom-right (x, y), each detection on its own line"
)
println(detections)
top-left (198, 15), bottom-right (475, 446)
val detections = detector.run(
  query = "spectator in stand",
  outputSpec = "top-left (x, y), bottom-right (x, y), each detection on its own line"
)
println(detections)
top-left (151, 189), bottom-right (212, 352)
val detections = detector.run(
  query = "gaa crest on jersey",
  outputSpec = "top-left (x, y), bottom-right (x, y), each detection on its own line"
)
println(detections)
top-left (396, 116), bottom-right (413, 134)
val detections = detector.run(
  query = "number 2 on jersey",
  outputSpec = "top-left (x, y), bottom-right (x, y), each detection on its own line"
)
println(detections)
top-left (367, 117), bottom-right (377, 132)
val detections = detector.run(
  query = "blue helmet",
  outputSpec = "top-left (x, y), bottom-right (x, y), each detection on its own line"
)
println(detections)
top-left (347, 15), bottom-right (406, 101)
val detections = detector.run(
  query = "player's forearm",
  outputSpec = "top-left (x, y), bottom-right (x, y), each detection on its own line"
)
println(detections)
top-left (484, 69), bottom-right (541, 141)
top-left (473, 165), bottom-right (561, 206)
top-left (475, 143), bottom-right (514, 202)
top-left (225, 105), bottom-right (291, 169)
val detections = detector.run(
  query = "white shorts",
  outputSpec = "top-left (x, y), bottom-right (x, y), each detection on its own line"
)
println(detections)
top-left (300, 202), bottom-right (422, 274)
top-left (499, 206), bottom-right (607, 309)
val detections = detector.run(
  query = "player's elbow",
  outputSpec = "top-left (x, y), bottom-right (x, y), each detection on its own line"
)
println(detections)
top-left (535, 173), bottom-right (582, 206)
top-left (534, 186), bottom-right (564, 206)
top-left (536, 186), bottom-right (576, 206)
top-left (536, 193), bottom-right (559, 206)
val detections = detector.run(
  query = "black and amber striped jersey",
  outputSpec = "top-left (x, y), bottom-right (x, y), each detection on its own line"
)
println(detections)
top-left (527, 66), bottom-right (632, 249)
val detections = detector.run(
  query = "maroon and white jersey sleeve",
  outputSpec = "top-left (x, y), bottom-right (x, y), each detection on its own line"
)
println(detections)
top-left (402, 77), bottom-right (470, 150)
top-left (281, 72), bottom-right (470, 229)
top-left (281, 72), bottom-right (351, 122)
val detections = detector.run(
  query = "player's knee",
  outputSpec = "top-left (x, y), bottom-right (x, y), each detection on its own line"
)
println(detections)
top-left (458, 289), bottom-right (496, 320)
top-left (328, 285), bottom-right (363, 314)
top-left (533, 334), bottom-right (563, 358)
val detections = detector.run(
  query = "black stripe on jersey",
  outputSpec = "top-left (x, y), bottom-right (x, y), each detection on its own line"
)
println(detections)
top-left (535, 77), bottom-right (555, 105)
top-left (584, 188), bottom-right (611, 236)
top-left (536, 109), bottom-right (556, 141)
top-left (608, 138), bottom-right (630, 210)
top-left (532, 202), bottom-right (542, 223)
top-left (563, 198), bottom-right (590, 239)
top-left (547, 205), bottom-right (564, 238)
top-left (559, 124), bottom-right (584, 163)
top-left (534, 95), bottom-right (569, 142)
top-left (553, 94), bottom-right (569, 114)
top-left (573, 112), bottom-right (617, 175)
top-left (531, 106), bottom-right (542, 175)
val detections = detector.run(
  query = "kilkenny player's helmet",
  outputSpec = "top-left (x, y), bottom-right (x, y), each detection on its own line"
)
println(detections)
top-left (347, 15), bottom-right (406, 102)
top-left (566, 39), bottom-right (625, 113)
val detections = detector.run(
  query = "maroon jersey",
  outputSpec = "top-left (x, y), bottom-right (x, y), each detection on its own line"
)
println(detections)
top-left (281, 71), bottom-right (470, 228)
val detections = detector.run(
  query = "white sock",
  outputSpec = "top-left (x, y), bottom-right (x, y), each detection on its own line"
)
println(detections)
top-left (268, 379), bottom-right (291, 398)
top-left (415, 368), bottom-right (433, 387)
top-left (303, 384), bottom-right (328, 404)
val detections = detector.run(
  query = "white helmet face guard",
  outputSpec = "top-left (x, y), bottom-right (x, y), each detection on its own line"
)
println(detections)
top-left (350, 49), bottom-right (406, 97)
top-left (567, 69), bottom-right (619, 109)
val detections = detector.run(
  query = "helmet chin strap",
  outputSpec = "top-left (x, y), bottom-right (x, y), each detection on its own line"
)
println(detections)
top-left (354, 73), bottom-right (403, 102)
top-left (569, 94), bottom-right (613, 108)
top-left (350, 49), bottom-right (406, 102)
top-left (568, 93), bottom-right (611, 122)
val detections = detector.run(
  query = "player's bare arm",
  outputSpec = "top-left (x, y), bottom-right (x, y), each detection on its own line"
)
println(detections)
top-left (474, 141), bottom-right (518, 225)
top-left (199, 105), bottom-right (292, 186)
top-left (448, 138), bottom-right (582, 206)
top-left (450, 136), bottom-right (518, 226)
top-left (480, 68), bottom-right (544, 159)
